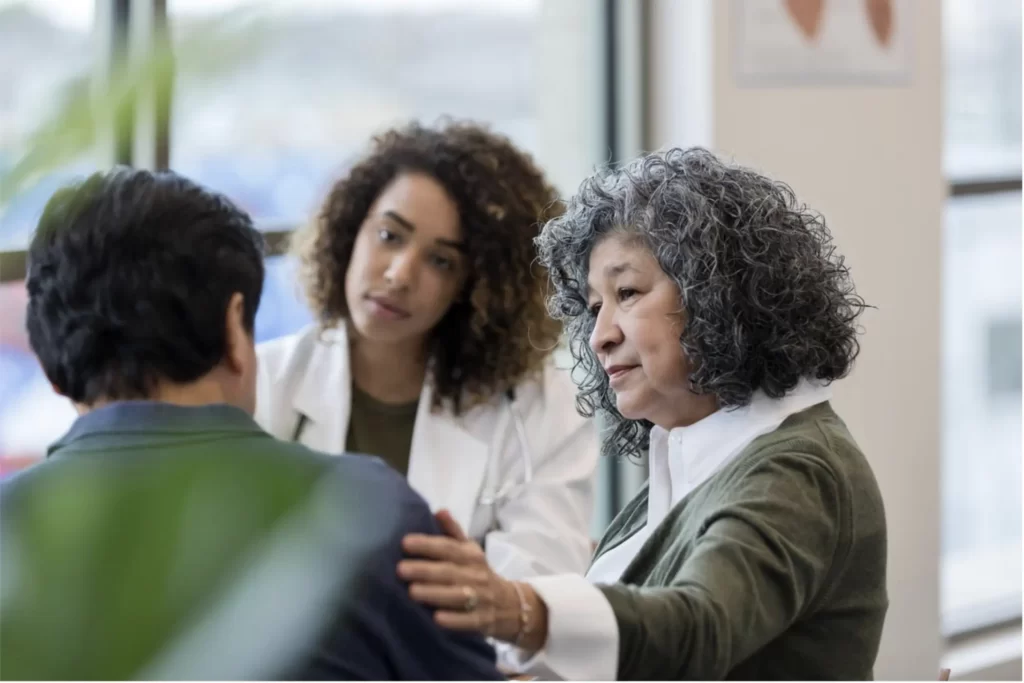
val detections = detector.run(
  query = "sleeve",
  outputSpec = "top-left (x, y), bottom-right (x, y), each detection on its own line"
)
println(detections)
top-left (499, 574), bottom-right (620, 681)
top-left (306, 466), bottom-right (504, 681)
top-left (597, 451), bottom-right (845, 680)
top-left (483, 367), bottom-right (599, 580)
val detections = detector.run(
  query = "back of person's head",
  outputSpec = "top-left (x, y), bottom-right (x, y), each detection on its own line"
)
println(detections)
top-left (26, 167), bottom-right (265, 413)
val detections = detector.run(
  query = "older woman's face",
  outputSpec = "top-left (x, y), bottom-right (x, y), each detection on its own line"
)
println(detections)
top-left (586, 235), bottom-right (716, 429)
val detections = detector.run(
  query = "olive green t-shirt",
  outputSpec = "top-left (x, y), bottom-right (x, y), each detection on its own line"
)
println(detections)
top-left (345, 386), bottom-right (418, 477)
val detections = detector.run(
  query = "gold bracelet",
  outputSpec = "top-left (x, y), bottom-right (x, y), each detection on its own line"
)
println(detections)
top-left (510, 581), bottom-right (532, 647)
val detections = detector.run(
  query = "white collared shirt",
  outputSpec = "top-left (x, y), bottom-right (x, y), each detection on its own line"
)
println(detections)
top-left (514, 380), bottom-right (834, 680)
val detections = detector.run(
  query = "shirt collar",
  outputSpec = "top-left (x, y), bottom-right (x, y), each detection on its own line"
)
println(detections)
top-left (647, 379), bottom-right (833, 523)
top-left (48, 401), bottom-right (263, 456)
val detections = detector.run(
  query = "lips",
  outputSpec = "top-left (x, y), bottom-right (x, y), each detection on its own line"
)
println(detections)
top-left (366, 295), bottom-right (410, 320)
top-left (605, 364), bottom-right (638, 385)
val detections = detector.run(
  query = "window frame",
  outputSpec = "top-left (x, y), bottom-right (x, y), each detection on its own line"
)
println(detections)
top-left (941, 1), bottom-right (1022, 635)
top-left (0, 0), bottom-right (643, 534)
top-left (942, 175), bottom-right (1023, 641)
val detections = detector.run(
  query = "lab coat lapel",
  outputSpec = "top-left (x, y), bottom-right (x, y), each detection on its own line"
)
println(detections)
top-left (406, 382), bottom-right (492, 533)
top-left (292, 326), bottom-right (350, 454)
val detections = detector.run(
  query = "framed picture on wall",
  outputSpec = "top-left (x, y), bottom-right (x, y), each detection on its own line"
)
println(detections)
top-left (733, 0), bottom-right (914, 85)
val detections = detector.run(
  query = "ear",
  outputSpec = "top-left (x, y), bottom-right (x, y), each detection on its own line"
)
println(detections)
top-left (223, 292), bottom-right (252, 374)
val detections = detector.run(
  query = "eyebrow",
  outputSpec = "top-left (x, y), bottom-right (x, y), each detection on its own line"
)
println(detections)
top-left (382, 210), bottom-right (466, 252)
top-left (586, 261), bottom-right (639, 295)
top-left (383, 210), bottom-right (416, 232)
top-left (603, 262), bottom-right (639, 278)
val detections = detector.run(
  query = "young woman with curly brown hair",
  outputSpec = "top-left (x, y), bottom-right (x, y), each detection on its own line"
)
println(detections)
top-left (255, 121), bottom-right (598, 580)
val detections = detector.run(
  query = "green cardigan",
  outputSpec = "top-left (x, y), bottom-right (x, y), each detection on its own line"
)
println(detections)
top-left (593, 402), bottom-right (888, 680)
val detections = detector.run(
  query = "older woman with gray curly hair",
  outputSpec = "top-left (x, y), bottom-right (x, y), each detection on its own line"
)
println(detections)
top-left (399, 148), bottom-right (888, 680)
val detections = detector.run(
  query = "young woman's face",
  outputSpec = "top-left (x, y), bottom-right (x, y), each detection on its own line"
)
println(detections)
top-left (344, 172), bottom-right (468, 348)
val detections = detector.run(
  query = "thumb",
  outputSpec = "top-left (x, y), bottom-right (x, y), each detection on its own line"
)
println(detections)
top-left (434, 509), bottom-right (469, 542)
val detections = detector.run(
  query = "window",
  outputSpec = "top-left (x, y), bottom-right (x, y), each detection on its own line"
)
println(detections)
top-left (941, 0), bottom-right (1022, 635)
top-left (0, 0), bottom-right (610, 479)
top-left (257, 256), bottom-right (314, 343)
top-left (169, 0), bottom-right (546, 224)
top-left (0, 0), bottom-right (100, 475)
top-left (0, 0), bottom-right (98, 250)
top-left (0, 280), bottom-right (78, 474)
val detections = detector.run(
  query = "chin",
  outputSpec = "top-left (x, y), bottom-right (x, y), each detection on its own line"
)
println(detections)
top-left (348, 313), bottom-right (415, 344)
top-left (614, 393), bottom-right (648, 422)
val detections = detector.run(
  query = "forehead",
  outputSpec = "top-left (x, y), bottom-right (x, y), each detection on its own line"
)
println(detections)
top-left (369, 172), bottom-right (462, 243)
top-left (587, 234), bottom-right (660, 287)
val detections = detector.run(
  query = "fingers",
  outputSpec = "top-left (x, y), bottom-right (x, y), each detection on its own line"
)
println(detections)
top-left (434, 508), bottom-right (470, 542)
top-left (408, 583), bottom-right (481, 611)
top-left (434, 609), bottom-right (487, 632)
top-left (397, 559), bottom-right (463, 585)
top-left (402, 533), bottom-right (459, 560)
top-left (403, 533), bottom-right (484, 564)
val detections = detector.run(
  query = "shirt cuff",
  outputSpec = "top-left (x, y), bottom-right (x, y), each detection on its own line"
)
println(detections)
top-left (503, 574), bottom-right (619, 680)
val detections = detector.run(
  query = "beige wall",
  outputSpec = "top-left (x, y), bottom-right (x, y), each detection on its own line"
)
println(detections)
top-left (649, 0), bottom-right (944, 678)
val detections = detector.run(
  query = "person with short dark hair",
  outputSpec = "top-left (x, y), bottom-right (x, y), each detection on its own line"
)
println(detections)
top-left (0, 167), bottom-right (503, 681)
top-left (399, 148), bottom-right (888, 680)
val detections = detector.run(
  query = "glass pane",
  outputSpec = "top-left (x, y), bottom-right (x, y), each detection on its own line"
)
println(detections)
top-left (0, 0), bottom-right (97, 250)
top-left (943, 0), bottom-right (1022, 180)
top-left (256, 255), bottom-right (313, 343)
top-left (941, 191), bottom-right (1022, 632)
top-left (169, 0), bottom-right (543, 224)
top-left (0, 280), bottom-right (76, 476)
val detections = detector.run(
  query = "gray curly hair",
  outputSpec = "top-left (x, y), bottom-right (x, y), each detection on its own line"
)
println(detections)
top-left (536, 147), bottom-right (866, 459)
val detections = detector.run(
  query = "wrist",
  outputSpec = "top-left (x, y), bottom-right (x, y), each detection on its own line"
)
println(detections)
top-left (509, 581), bottom-right (548, 653)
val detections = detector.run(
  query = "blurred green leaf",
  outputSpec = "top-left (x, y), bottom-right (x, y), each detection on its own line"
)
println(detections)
top-left (0, 7), bottom-right (270, 205)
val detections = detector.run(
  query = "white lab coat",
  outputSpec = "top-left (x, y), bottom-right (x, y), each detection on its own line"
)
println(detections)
top-left (255, 323), bottom-right (598, 579)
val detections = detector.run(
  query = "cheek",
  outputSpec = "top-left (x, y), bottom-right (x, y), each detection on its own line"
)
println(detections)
top-left (414, 272), bottom-right (460, 319)
top-left (635, 321), bottom-right (688, 383)
top-left (344, 238), bottom-right (375, 292)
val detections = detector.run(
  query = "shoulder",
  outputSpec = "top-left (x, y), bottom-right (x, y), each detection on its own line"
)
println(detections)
top-left (509, 357), bottom-right (579, 409)
top-left (258, 447), bottom-right (434, 554)
top-left (744, 402), bottom-right (877, 492)
top-left (511, 360), bottom-right (595, 456)
top-left (507, 360), bottom-right (585, 431)
top-left (323, 452), bottom-right (434, 529)
top-left (0, 459), bottom-right (54, 508)
top-left (257, 324), bottom-right (345, 384)
top-left (715, 402), bottom-right (885, 539)
top-left (255, 324), bottom-right (348, 432)
top-left (457, 359), bottom-right (588, 441)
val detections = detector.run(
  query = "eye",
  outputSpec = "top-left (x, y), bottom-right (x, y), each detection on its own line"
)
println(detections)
top-left (617, 287), bottom-right (638, 302)
top-left (377, 228), bottom-right (400, 244)
top-left (588, 301), bottom-right (602, 316)
top-left (428, 253), bottom-right (456, 272)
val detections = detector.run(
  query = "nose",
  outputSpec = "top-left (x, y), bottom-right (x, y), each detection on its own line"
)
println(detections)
top-left (383, 249), bottom-right (416, 290)
top-left (589, 306), bottom-right (624, 358)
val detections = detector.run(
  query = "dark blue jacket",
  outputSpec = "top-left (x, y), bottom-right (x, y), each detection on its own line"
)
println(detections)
top-left (0, 402), bottom-right (502, 680)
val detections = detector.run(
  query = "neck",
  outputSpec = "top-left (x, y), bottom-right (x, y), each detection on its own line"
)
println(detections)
top-left (349, 333), bottom-right (427, 405)
top-left (75, 375), bottom-right (233, 415)
top-left (654, 392), bottom-right (720, 431)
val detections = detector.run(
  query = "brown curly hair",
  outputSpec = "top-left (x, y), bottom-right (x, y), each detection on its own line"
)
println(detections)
top-left (293, 120), bottom-right (563, 414)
